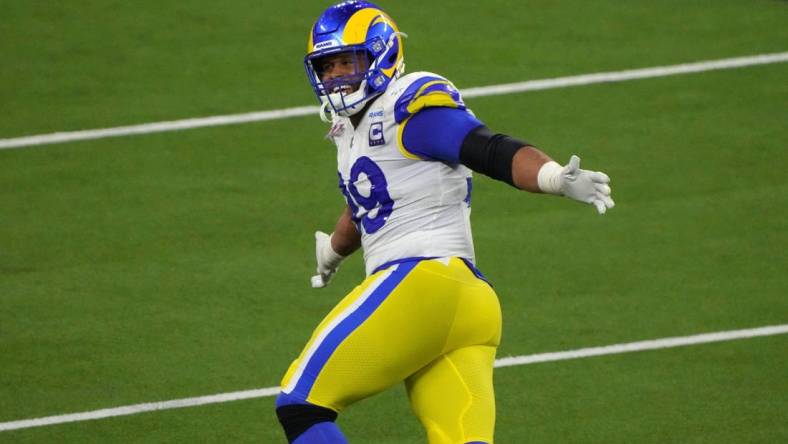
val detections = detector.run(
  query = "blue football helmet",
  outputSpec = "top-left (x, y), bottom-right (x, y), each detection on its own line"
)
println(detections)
top-left (304, 1), bottom-right (405, 119)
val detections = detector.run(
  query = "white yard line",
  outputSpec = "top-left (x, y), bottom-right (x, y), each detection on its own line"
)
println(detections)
top-left (1, 51), bottom-right (786, 151)
top-left (1, 323), bottom-right (786, 432)
top-left (493, 324), bottom-right (788, 367)
top-left (0, 388), bottom-right (281, 433)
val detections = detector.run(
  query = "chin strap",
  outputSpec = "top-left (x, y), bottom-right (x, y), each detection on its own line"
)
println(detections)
top-left (319, 101), bottom-right (337, 124)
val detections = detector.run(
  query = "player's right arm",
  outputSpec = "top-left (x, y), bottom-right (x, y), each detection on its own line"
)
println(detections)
top-left (310, 206), bottom-right (361, 288)
top-left (330, 206), bottom-right (361, 256)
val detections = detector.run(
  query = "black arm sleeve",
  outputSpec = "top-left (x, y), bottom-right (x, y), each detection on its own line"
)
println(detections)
top-left (458, 125), bottom-right (531, 186)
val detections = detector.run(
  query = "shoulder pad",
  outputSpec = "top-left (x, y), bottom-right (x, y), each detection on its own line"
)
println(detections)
top-left (393, 72), bottom-right (466, 124)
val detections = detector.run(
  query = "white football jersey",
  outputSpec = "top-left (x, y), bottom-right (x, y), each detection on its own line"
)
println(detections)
top-left (329, 72), bottom-right (476, 275)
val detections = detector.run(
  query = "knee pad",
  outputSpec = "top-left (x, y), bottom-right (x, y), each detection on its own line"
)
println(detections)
top-left (276, 402), bottom-right (338, 443)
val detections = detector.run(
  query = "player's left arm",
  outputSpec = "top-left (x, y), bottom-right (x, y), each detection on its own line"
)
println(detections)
top-left (460, 125), bottom-right (615, 214)
top-left (402, 107), bottom-right (615, 214)
top-left (514, 147), bottom-right (615, 215)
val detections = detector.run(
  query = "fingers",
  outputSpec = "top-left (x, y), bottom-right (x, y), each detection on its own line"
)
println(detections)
top-left (589, 171), bottom-right (610, 183)
top-left (568, 155), bottom-right (581, 170)
top-left (311, 274), bottom-right (326, 288)
top-left (583, 163), bottom-right (613, 215)
top-left (602, 195), bottom-right (615, 210)
top-left (561, 155), bottom-right (615, 214)
top-left (591, 175), bottom-right (614, 215)
top-left (595, 180), bottom-right (614, 213)
top-left (563, 155), bottom-right (581, 175)
top-left (594, 183), bottom-right (611, 195)
top-left (314, 231), bottom-right (331, 288)
top-left (592, 194), bottom-right (615, 215)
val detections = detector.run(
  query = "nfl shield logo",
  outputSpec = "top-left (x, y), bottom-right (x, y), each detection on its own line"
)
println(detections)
top-left (369, 122), bottom-right (385, 146)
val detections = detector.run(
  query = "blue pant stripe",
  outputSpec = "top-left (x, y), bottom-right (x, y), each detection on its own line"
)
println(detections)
top-left (291, 261), bottom-right (419, 399)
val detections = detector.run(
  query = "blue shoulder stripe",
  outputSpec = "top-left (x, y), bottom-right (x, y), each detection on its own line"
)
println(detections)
top-left (394, 76), bottom-right (466, 123)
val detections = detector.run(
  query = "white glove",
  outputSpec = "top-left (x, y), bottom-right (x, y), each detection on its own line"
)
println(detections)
top-left (310, 231), bottom-right (346, 288)
top-left (538, 155), bottom-right (615, 214)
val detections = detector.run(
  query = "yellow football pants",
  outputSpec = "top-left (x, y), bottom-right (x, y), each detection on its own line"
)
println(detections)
top-left (279, 257), bottom-right (502, 443)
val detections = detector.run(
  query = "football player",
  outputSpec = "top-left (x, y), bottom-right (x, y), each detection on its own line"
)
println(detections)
top-left (276, 2), bottom-right (614, 443)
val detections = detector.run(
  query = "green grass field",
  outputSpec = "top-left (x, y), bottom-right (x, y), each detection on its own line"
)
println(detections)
top-left (1, 1), bottom-right (787, 442)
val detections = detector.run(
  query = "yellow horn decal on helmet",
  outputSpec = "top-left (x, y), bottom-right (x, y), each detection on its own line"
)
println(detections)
top-left (307, 23), bottom-right (315, 53)
top-left (342, 8), bottom-right (386, 45)
top-left (383, 33), bottom-right (404, 77)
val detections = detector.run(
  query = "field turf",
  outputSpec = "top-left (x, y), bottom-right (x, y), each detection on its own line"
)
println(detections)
top-left (1, 1), bottom-right (787, 442)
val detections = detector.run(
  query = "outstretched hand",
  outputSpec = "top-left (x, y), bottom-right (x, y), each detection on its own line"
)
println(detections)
top-left (560, 155), bottom-right (615, 214)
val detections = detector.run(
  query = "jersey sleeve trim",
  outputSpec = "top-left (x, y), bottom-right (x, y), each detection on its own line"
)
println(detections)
top-left (393, 75), bottom-right (466, 124)
top-left (397, 115), bottom-right (426, 160)
top-left (398, 107), bottom-right (483, 162)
